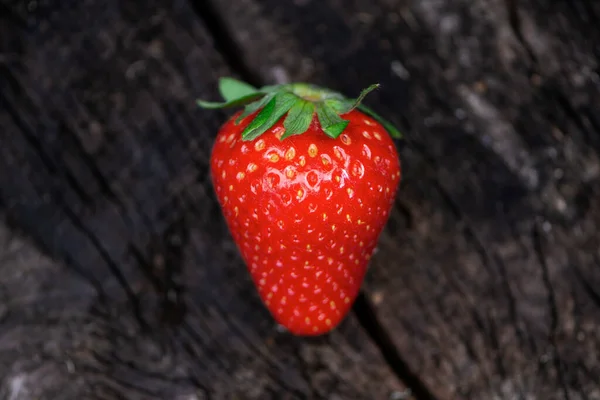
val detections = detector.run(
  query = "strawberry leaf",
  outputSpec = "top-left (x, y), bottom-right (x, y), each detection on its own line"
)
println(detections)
top-left (241, 96), bottom-right (276, 139)
top-left (345, 83), bottom-right (380, 112)
top-left (235, 92), bottom-right (277, 124)
top-left (196, 93), bottom-right (264, 109)
top-left (242, 92), bottom-right (297, 141)
top-left (197, 77), bottom-right (404, 141)
top-left (324, 98), bottom-right (353, 114)
top-left (357, 104), bottom-right (403, 139)
top-left (219, 77), bottom-right (259, 101)
top-left (316, 102), bottom-right (350, 139)
top-left (282, 100), bottom-right (315, 139)
top-left (325, 84), bottom-right (379, 114)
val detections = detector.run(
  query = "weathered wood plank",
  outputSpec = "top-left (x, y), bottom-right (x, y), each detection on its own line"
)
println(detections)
top-left (0, 1), bottom-right (407, 398)
top-left (208, 0), bottom-right (600, 398)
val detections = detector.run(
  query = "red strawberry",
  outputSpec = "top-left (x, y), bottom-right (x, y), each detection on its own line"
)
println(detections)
top-left (197, 78), bottom-right (402, 335)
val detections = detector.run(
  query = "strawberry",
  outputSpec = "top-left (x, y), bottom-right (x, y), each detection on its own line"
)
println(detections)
top-left (197, 78), bottom-right (402, 336)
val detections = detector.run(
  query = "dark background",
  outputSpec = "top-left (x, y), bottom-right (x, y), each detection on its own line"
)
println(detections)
top-left (1, 0), bottom-right (599, 399)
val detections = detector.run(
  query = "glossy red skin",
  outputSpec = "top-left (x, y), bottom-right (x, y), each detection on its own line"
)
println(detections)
top-left (211, 109), bottom-right (401, 335)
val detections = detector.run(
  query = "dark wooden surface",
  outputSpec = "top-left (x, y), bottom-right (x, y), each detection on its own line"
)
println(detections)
top-left (0, 0), bottom-right (599, 399)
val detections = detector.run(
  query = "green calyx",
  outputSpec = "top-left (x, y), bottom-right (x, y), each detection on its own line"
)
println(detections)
top-left (197, 77), bottom-right (402, 141)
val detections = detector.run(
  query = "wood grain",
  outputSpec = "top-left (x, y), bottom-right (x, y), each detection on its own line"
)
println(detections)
top-left (0, 1), bottom-right (407, 398)
top-left (208, 0), bottom-right (600, 398)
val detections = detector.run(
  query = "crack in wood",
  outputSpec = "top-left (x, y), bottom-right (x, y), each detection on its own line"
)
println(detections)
top-left (353, 292), bottom-right (438, 400)
top-left (188, 0), bottom-right (263, 87)
top-left (532, 221), bottom-right (571, 400)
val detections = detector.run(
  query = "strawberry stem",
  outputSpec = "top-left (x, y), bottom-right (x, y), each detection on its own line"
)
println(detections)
top-left (196, 77), bottom-right (403, 141)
